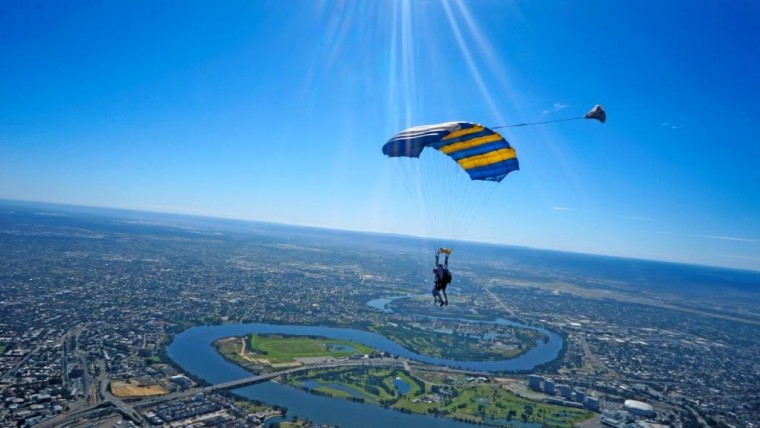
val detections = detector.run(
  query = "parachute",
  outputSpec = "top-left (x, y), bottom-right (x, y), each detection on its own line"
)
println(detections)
top-left (383, 105), bottom-right (605, 243)
top-left (382, 122), bottom-right (519, 182)
top-left (382, 123), bottom-right (516, 243)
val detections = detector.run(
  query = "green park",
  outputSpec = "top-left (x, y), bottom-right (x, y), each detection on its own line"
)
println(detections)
top-left (284, 366), bottom-right (592, 428)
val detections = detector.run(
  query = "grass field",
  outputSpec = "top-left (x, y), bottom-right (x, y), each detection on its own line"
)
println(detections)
top-left (0, 345), bottom-right (6, 355)
top-left (248, 334), bottom-right (373, 363)
top-left (216, 334), bottom-right (376, 373)
top-left (400, 383), bottom-right (591, 427)
top-left (143, 355), bottom-right (161, 364)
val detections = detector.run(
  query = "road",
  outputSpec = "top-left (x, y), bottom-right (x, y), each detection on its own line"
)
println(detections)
top-left (483, 285), bottom-right (524, 323)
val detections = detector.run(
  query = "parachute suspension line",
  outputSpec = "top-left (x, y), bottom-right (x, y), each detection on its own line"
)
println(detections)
top-left (492, 104), bottom-right (607, 129)
top-left (391, 158), bottom-right (429, 237)
top-left (491, 115), bottom-right (585, 129)
top-left (419, 149), bottom-right (497, 243)
top-left (446, 162), bottom-right (474, 239)
top-left (456, 181), bottom-right (500, 238)
top-left (422, 149), bottom-right (444, 239)
top-left (420, 149), bottom-right (469, 241)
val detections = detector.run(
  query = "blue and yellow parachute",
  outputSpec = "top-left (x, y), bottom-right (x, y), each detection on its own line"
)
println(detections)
top-left (382, 122), bottom-right (519, 182)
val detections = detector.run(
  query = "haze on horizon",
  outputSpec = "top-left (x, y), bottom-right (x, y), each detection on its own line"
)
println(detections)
top-left (1, 1), bottom-right (758, 271)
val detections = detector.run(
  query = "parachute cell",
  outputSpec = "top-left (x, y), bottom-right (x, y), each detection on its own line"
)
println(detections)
top-left (382, 122), bottom-right (519, 182)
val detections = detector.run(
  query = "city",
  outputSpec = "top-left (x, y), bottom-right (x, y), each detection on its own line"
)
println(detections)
top-left (1, 202), bottom-right (759, 427)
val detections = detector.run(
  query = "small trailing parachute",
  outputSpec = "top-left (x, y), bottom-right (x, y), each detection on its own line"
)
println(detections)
top-left (584, 104), bottom-right (606, 123)
top-left (382, 122), bottom-right (519, 182)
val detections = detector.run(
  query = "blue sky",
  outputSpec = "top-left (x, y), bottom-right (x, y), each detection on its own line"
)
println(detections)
top-left (1, 1), bottom-right (759, 271)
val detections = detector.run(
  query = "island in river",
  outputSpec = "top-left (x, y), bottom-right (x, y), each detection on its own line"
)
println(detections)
top-left (215, 334), bottom-right (375, 372)
top-left (367, 319), bottom-right (549, 361)
top-left (214, 333), bottom-right (589, 428)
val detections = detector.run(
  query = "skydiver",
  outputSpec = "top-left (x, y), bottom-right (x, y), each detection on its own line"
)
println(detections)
top-left (432, 263), bottom-right (449, 307)
top-left (432, 248), bottom-right (452, 307)
top-left (432, 264), bottom-right (445, 305)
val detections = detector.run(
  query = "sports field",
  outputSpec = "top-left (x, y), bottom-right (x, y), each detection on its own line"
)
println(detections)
top-left (247, 334), bottom-right (373, 363)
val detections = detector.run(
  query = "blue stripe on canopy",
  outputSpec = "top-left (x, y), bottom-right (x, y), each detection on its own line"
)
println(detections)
top-left (448, 140), bottom-right (512, 161)
top-left (465, 158), bottom-right (520, 182)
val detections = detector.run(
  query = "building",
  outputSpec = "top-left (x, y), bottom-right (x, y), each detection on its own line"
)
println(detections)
top-left (624, 399), bottom-right (655, 417)
top-left (528, 375), bottom-right (542, 391)
top-left (170, 375), bottom-right (192, 389)
top-left (558, 384), bottom-right (573, 399)
top-left (602, 410), bottom-right (633, 428)
top-left (574, 387), bottom-right (586, 403)
top-left (585, 396), bottom-right (600, 411)
top-left (543, 379), bottom-right (556, 395)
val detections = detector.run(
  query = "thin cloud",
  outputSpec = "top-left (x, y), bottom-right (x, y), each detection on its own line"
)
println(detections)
top-left (719, 254), bottom-right (760, 261)
top-left (659, 231), bottom-right (759, 243)
top-left (659, 121), bottom-right (686, 129)
top-left (551, 206), bottom-right (574, 211)
top-left (620, 215), bottom-right (654, 221)
top-left (691, 234), bottom-right (760, 244)
top-left (542, 102), bottom-right (568, 114)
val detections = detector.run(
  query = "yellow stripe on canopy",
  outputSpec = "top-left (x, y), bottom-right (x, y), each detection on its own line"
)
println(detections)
top-left (457, 148), bottom-right (517, 169)
top-left (442, 125), bottom-right (486, 141)
top-left (439, 133), bottom-right (503, 155)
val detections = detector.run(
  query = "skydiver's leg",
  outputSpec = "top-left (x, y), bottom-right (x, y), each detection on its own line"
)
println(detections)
top-left (442, 289), bottom-right (448, 306)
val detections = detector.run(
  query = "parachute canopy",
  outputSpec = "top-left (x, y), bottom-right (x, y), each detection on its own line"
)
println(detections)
top-left (585, 105), bottom-right (606, 123)
top-left (382, 122), bottom-right (519, 182)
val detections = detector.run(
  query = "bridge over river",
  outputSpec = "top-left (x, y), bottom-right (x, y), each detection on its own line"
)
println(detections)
top-left (133, 356), bottom-right (490, 409)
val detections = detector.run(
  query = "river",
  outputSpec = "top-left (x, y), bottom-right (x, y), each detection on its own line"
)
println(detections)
top-left (166, 319), bottom-right (561, 427)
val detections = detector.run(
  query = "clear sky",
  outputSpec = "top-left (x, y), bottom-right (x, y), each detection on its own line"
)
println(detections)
top-left (1, 1), bottom-right (759, 271)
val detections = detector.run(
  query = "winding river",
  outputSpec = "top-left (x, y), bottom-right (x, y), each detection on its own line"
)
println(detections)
top-left (166, 303), bottom-right (562, 427)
